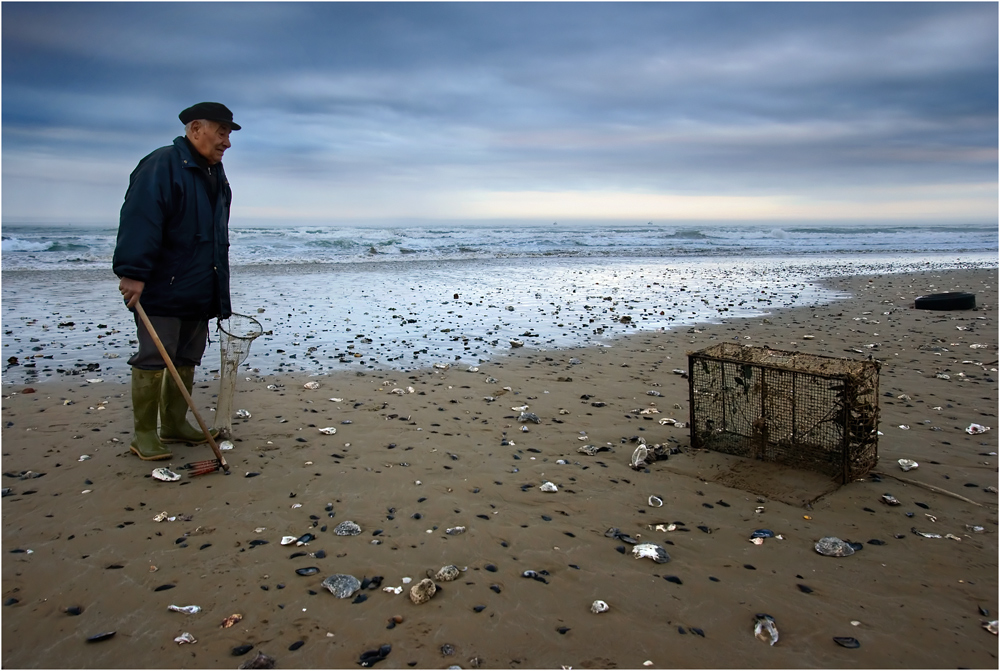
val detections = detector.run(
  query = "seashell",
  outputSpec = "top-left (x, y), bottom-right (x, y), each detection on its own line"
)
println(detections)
top-left (445, 526), bottom-right (466, 535)
top-left (322, 574), bottom-right (361, 598)
top-left (898, 459), bottom-right (918, 471)
top-left (152, 468), bottom-right (181, 482)
top-left (220, 613), bottom-right (243, 628)
top-left (219, 440), bottom-right (235, 451)
top-left (814, 537), bottom-right (854, 557)
top-left (236, 409), bottom-right (251, 419)
top-left (509, 340), bottom-right (524, 348)
top-left (296, 567), bottom-right (320, 576)
top-left (750, 529), bottom-right (775, 539)
top-left (334, 521), bottom-right (362, 536)
top-left (296, 533), bottom-right (316, 545)
top-left (86, 631), bottom-right (116, 642)
top-left (632, 543), bottom-right (670, 563)
top-left (578, 444), bottom-right (611, 456)
top-left (167, 604), bottom-right (201, 614)
top-left (648, 495), bottom-right (663, 507)
top-left (984, 620), bottom-right (998, 635)
top-left (303, 381), bottom-right (320, 390)
top-left (318, 427), bottom-right (337, 435)
top-left (174, 632), bottom-right (197, 645)
top-left (833, 636), bottom-right (860, 648)
top-left (518, 412), bottom-right (541, 424)
top-left (409, 578), bottom-right (437, 604)
top-left (658, 418), bottom-right (676, 425)
top-left (433, 565), bottom-right (460, 582)
top-left (280, 535), bottom-right (298, 545)
top-left (881, 494), bottom-right (900, 506)
top-left (433, 363), bottom-right (451, 369)
top-left (539, 481), bottom-right (558, 493)
top-left (967, 423), bottom-right (991, 435)
top-left (591, 600), bottom-right (609, 614)
top-left (754, 613), bottom-right (779, 645)
top-left (238, 650), bottom-right (276, 669)
top-left (630, 445), bottom-right (648, 469)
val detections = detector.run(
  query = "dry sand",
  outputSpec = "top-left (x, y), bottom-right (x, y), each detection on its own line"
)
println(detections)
top-left (2, 267), bottom-right (997, 669)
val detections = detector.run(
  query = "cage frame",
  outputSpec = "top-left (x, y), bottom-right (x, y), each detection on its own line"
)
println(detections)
top-left (687, 343), bottom-right (880, 484)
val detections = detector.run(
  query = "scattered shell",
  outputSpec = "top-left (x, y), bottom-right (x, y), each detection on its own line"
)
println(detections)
top-left (590, 600), bottom-right (609, 614)
top-left (632, 543), bottom-right (670, 563)
top-left (238, 651), bottom-right (276, 670)
top-left (303, 381), bottom-right (320, 390)
top-left (318, 427), bottom-right (337, 435)
top-left (881, 494), bottom-right (900, 506)
top-left (409, 578), bottom-right (437, 605)
top-left (518, 412), bottom-right (540, 424)
top-left (334, 521), bottom-right (362, 536)
top-left (754, 614), bottom-right (779, 646)
top-left (433, 565), bottom-right (460, 582)
top-left (578, 444), bottom-right (611, 456)
top-left (897, 459), bottom-right (918, 472)
top-left (630, 445), bottom-right (648, 469)
top-left (167, 605), bottom-right (201, 614)
top-left (322, 574), bottom-right (362, 598)
top-left (78, 455), bottom-right (91, 462)
top-left (658, 418), bottom-right (676, 426)
top-left (833, 636), bottom-right (860, 649)
top-left (219, 440), bottom-right (235, 451)
top-left (648, 495), bottom-right (663, 508)
top-left (539, 481), bottom-right (558, 493)
top-left (236, 409), bottom-right (252, 419)
top-left (174, 632), bottom-right (197, 645)
top-left (296, 567), bottom-right (320, 576)
top-left (280, 535), bottom-right (298, 545)
top-left (815, 537), bottom-right (854, 557)
top-left (445, 526), bottom-right (466, 535)
top-left (967, 424), bottom-right (991, 435)
top-left (221, 613), bottom-right (243, 628)
top-left (86, 631), bottom-right (116, 642)
top-left (151, 468), bottom-right (181, 482)
top-left (433, 362), bottom-right (451, 369)
top-left (898, 425), bottom-right (910, 430)
top-left (153, 511), bottom-right (169, 522)
top-left (984, 620), bottom-right (999, 635)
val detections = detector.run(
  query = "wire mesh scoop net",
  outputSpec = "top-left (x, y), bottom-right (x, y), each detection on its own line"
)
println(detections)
top-left (216, 313), bottom-right (263, 439)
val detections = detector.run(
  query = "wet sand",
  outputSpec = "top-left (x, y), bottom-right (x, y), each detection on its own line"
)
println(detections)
top-left (2, 267), bottom-right (997, 669)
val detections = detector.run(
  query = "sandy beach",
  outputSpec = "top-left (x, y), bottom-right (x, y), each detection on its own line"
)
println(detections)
top-left (2, 266), bottom-right (997, 669)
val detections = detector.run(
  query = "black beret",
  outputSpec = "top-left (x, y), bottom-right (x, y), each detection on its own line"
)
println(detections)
top-left (178, 102), bottom-right (241, 130)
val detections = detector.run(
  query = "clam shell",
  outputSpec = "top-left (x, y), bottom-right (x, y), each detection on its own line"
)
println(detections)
top-left (321, 574), bottom-right (361, 598)
top-left (219, 440), bottom-right (235, 451)
top-left (318, 427), bottom-right (337, 435)
top-left (815, 536), bottom-right (855, 557)
top-left (334, 521), bottom-right (362, 536)
top-left (303, 381), bottom-right (320, 390)
top-left (409, 578), bottom-right (437, 604)
top-left (539, 481), bottom-right (558, 493)
top-left (236, 409), bottom-right (251, 419)
top-left (630, 445), bottom-right (648, 469)
top-left (754, 614), bottom-right (779, 645)
top-left (152, 468), bottom-right (181, 482)
top-left (590, 600), bottom-right (609, 614)
top-left (632, 543), bottom-right (670, 563)
top-left (897, 459), bottom-right (918, 472)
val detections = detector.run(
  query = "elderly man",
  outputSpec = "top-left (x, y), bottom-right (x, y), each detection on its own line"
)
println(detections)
top-left (113, 102), bottom-right (240, 461)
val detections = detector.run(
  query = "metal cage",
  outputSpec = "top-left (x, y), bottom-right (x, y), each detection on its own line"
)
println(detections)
top-left (688, 343), bottom-right (880, 483)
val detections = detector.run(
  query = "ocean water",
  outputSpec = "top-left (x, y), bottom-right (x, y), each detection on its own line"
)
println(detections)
top-left (1, 221), bottom-right (998, 270)
top-left (1, 222), bottom-right (996, 385)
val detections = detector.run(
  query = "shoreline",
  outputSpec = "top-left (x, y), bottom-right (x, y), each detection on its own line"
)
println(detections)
top-left (2, 266), bottom-right (998, 669)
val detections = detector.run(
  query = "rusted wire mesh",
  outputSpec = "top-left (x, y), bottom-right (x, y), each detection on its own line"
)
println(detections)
top-left (688, 343), bottom-right (880, 483)
top-left (216, 313), bottom-right (263, 439)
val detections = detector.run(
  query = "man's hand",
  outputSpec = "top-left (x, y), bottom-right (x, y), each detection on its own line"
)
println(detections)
top-left (119, 277), bottom-right (145, 309)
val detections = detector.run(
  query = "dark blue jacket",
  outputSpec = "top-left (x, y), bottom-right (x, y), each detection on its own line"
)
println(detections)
top-left (113, 136), bottom-right (232, 320)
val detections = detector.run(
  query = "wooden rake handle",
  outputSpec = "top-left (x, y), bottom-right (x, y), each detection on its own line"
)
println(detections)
top-left (134, 302), bottom-right (229, 472)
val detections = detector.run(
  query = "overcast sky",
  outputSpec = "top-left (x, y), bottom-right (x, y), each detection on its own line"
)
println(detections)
top-left (3, 2), bottom-right (997, 227)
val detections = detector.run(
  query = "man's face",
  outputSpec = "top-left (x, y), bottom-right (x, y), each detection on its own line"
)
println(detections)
top-left (190, 120), bottom-right (232, 165)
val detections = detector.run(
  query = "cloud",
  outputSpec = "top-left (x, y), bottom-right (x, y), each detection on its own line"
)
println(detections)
top-left (2, 2), bottom-right (996, 225)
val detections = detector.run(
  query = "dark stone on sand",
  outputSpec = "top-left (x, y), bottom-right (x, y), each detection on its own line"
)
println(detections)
top-left (485, 564), bottom-right (498, 572)
top-left (867, 539), bottom-right (886, 546)
top-left (65, 606), bottom-right (83, 615)
top-left (352, 593), bottom-right (368, 604)
top-left (691, 627), bottom-right (705, 637)
top-left (249, 539), bottom-right (268, 547)
top-left (473, 605), bottom-right (486, 612)
top-left (915, 502), bottom-right (929, 509)
top-left (556, 627), bottom-right (570, 634)
top-left (664, 575), bottom-right (682, 585)
top-left (490, 584), bottom-right (501, 593)
top-left (153, 584), bottom-right (175, 591)
top-left (233, 644), bottom-right (254, 656)
top-left (296, 567), bottom-right (320, 576)
top-left (797, 584), bottom-right (814, 593)
top-left (744, 564), bottom-right (756, 570)
top-left (4, 598), bottom-right (19, 606)
top-left (833, 636), bottom-right (860, 649)
top-left (289, 640), bottom-right (305, 651)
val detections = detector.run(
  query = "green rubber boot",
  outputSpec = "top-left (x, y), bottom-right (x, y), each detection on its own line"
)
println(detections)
top-left (159, 365), bottom-right (218, 444)
top-left (129, 368), bottom-right (173, 461)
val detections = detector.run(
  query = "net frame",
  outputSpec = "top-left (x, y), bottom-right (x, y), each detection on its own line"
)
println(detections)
top-left (216, 313), bottom-right (263, 439)
top-left (687, 343), bottom-right (880, 484)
